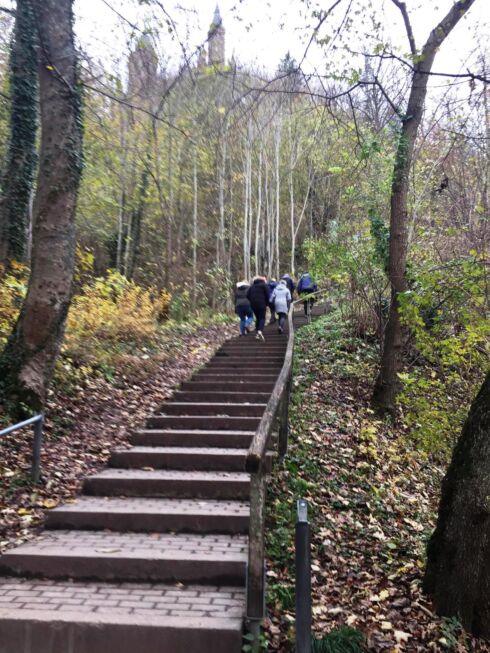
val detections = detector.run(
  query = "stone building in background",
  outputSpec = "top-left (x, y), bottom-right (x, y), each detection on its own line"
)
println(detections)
top-left (208, 5), bottom-right (225, 66)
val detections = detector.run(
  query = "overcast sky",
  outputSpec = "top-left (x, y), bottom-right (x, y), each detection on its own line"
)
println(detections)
top-left (74, 0), bottom-right (488, 85)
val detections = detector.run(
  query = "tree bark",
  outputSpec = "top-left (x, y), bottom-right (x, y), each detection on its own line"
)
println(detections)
top-left (0, 0), bottom-right (83, 415)
top-left (372, 0), bottom-right (477, 414)
top-left (0, 0), bottom-right (38, 267)
top-left (424, 371), bottom-right (490, 639)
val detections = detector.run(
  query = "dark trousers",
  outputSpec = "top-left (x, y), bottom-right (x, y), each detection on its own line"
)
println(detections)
top-left (252, 306), bottom-right (266, 332)
top-left (269, 303), bottom-right (276, 323)
top-left (278, 312), bottom-right (287, 329)
top-left (303, 298), bottom-right (314, 316)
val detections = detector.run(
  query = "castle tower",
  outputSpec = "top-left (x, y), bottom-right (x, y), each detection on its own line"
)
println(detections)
top-left (127, 34), bottom-right (159, 107)
top-left (208, 5), bottom-right (225, 66)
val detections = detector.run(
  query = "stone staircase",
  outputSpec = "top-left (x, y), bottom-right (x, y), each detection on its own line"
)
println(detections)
top-left (0, 324), bottom-right (291, 653)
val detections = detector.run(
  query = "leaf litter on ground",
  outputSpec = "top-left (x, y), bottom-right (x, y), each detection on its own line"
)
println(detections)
top-left (264, 313), bottom-right (488, 653)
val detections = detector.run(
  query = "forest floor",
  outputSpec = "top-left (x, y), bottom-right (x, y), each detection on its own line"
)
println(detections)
top-left (0, 320), bottom-right (235, 553)
top-left (264, 312), bottom-right (488, 653)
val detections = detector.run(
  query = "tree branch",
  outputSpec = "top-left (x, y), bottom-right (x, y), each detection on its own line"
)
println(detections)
top-left (390, 0), bottom-right (417, 57)
top-left (423, 0), bottom-right (478, 58)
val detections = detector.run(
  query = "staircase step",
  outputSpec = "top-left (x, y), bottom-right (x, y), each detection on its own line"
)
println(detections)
top-left (145, 415), bottom-right (260, 431)
top-left (174, 391), bottom-right (270, 403)
top-left (109, 446), bottom-right (270, 472)
top-left (83, 469), bottom-right (250, 500)
top-left (45, 497), bottom-right (250, 534)
top-left (192, 374), bottom-right (277, 384)
top-left (181, 381), bottom-right (275, 392)
top-left (213, 355), bottom-right (283, 362)
top-left (130, 429), bottom-right (255, 448)
top-left (0, 578), bottom-right (244, 653)
top-left (0, 531), bottom-right (247, 584)
top-left (157, 403), bottom-right (266, 417)
top-left (204, 362), bottom-right (282, 370)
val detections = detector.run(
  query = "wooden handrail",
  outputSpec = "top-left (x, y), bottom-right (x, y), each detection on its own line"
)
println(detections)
top-left (245, 305), bottom-right (296, 472)
top-left (246, 288), bottom-right (330, 646)
top-left (245, 289), bottom-right (329, 472)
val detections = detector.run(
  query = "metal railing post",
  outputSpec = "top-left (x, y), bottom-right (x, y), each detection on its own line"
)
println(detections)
top-left (0, 414), bottom-right (44, 484)
top-left (296, 498), bottom-right (312, 653)
top-left (31, 413), bottom-right (44, 484)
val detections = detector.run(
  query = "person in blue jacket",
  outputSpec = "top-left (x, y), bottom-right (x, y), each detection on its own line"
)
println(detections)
top-left (297, 272), bottom-right (318, 316)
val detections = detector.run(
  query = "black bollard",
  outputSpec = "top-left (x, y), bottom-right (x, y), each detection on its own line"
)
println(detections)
top-left (295, 498), bottom-right (312, 653)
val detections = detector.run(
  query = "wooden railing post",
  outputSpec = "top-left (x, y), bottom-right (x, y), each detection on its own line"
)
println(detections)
top-left (278, 372), bottom-right (291, 458)
top-left (246, 467), bottom-right (266, 651)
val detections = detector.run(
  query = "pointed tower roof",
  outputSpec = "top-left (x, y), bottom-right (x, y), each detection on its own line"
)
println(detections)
top-left (212, 5), bottom-right (222, 27)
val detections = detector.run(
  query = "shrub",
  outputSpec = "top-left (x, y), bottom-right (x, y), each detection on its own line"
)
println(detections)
top-left (0, 261), bottom-right (28, 346)
top-left (63, 270), bottom-right (171, 368)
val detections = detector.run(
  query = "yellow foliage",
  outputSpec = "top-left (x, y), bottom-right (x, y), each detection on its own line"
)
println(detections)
top-left (63, 271), bottom-right (171, 364)
top-left (0, 262), bottom-right (28, 345)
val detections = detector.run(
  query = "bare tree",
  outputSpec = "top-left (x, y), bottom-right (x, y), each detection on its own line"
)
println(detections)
top-left (372, 0), bottom-right (478, 414)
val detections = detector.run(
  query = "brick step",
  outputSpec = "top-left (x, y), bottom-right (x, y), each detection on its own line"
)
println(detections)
top-left (109, 446), bottom-right (272, 472)
top-left (0, 531), bottom-right (247, 585)
top-left (157, 402), bottom-right (266, 417)
top-left (204, 361), bottom-right (282, 369)
top-left (130, 429), bottom-right (255, 448)
top-left (45, 497), bottom-right (250, 534)
top-left (215, 339), bottom-right (287, 348)
top-left (194, 368), bottom-right (278, 375)
top-left (146, 415), bottom-right (260, 431)
top-left (181, 381), bottom-right (275, 392)
top-left (174, 391), bottom-right (270, 403)
top-left (208, 355), bottom-right (283, 362)
top-left (191, 374), bottom-right (277, 384)
top-left (0, 578), bottom-right (244, 653)
top-left (111, 446), bottom-right (272, 472)
top-left (214, 355), bottom-right (284, 362)
top-left (83, 469), bottom-right (250, 500)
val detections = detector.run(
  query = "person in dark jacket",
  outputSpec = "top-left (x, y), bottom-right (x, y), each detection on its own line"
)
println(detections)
top-left (234, 280), bottom-right (253, 336)
top-left (267, 278), bottom-right (278, 324)
top-left (297, 272), bottom-right (318, 316)
top-left (247, 276), bottom-right (269, 341)
top-left (281, 273), bottom-right (296, 295)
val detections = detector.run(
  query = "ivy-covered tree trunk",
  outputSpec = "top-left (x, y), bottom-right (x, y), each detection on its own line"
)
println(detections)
top-left (372, 0), bottom-right (477, 414)
top-left (424, 371), bottom-right (490, 638)
top-left (0, 0), bottom-right (38, 267)
top-left (0, 0), bottom-right (83, 415)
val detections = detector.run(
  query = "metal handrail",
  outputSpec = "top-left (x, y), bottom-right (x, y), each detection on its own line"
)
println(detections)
top-left (245, 288), bottom-right (330, 650)
top-left (0, 414), bottom-right (44, 483)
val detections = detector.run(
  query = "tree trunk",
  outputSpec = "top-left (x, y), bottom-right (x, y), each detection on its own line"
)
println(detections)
top-left (126, 152), bottom-right (150, 280)
top-left (274, 125), bottom-right (281, 279)
top-left (372, 0), bottom-right (477, 414)
top-left (0, 0), bottom-right (82, 416)
top-left (0, 0), bottom-right (38, 267)
top-left (424, 371), bottom-right (490, 639)
top-left (192, 143), bottom-right (198, 302)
